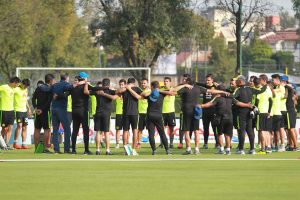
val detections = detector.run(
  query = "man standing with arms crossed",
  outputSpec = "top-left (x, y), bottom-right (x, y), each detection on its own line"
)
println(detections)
top-left (13, 79), bottom-right (32, 149)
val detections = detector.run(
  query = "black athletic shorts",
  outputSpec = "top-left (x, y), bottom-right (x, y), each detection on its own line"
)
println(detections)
top-left (115, 114), bottom-right (123, 130)
top-left (272, 115), bottom-right (283, 131)
top-left (94, 113), bottom-right (111, 132)
top-left (15, 111), bottom-right (28, 126)
top-left (214, 118), bottom-right (233, 136)
top-left (123, 115), bottom-right (138, 131)
top-left (138, 113), bottom-right (147, 130)
top-left (163, 112), bottom-right (176, 127)
top-left (180, 112), bottom-right (199, 131)
top-left (0, 111), bottom-right (15, 127)
top-left (286, 110), bottom-right (297, 129)
top-left (256, 113), bottom-right (272, 131)
top-left (34, 110), bottom-right (51, 129)
top-left (281, 111), bottom-right (288, 128)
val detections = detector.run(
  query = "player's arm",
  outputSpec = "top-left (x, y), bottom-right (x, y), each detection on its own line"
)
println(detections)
top-left (198, 97), bottom-right (217, 109)
top-left (159, 89), bottom-right (176, 96)
top-left (233, 98), bottom-right (252, 108)
top-left (207, 88), bottom-right (230, 96)
top-left (83, 82), bottom-right (90, 95)
top-left (31, 90), bottom-right (37, 109)
top-left (126, 85), bottom-right (141, 99)
top-left (173, 84), bottom-right (193, 91)
top-left (26, 101), bottom-right (32, 117)
top-left (251, 84), bottom-right (267, 95)
top-left (97, 90), bottom-right (118, 100)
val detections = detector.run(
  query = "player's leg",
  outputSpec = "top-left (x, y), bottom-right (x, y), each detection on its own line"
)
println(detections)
top-left (131, 115), bottom-right (139, 149)
top-left (237, 115), bottom-right (246, 154)
top-left (21, 118), bottom-right (29, 149)
top-left (51, 109), bottom-right (61, 153)
top-left (202, 113), bottom-right (210, 148)
top-left (246, 118), bottom-right (255, 154)
top-left (115, 114), bottom-right (122, 148)
top-left (102, 114), bottom-right (111, 155)
top-left (154, 116), bottom-right (170, 154)
top-left (122, 115), bottom-right (130, 146)
top-left (13, 122), bottom-right (23, 149)
top-left (82, 111), bottom-right (91, 155)
top-left (147, 116), bottom-right (156, 154)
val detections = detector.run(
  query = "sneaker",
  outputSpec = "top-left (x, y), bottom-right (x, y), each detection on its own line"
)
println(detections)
top-left (293, 147), bottom-right (300, 152)
top-left (183, 150), bottom-right (192, 155)
top-left (13, 144), bottom-right (22, 149)
top-left (257, 150), bottom-right (266, 155)
top-left (225, 150), bottom-right (231, 155)
top-left (152, 150), bottom-right (156, 155)
top-left (96, 151), bottom-right (100, 155)
top-left (21, 145), bottom-right (30, 150)
top-left (286, 147), bottom-right (294, 151)
top-left (106, 151), bottom-right (113, 155)
top-left (42, 149), bottom-right (53, 154)
top-left (84, 151), bottom-right (93, 155)
top-left (169, 144), bottom-right (174, 149)
top-left (278, 146), bottom-right (285, 152)
top-left (249, 149), bottom-right (256, 155)
top-left (166, 150), bottom-right (172, 155)
top-left (202, 144), bottom-right (208, 149)
top-left (236, 150), bottom-right (245, 155)
top-left (115, 144), bottom-right (120, 149)
top-left (215, 149), bottom-right (225, 154)
top-left (266, 147), bottom-right (272, 154)
top-left (177, 143), bottom-right (183, 149)
top-left (6, 145), bottom-right (14, 150)
top-left (194, 149), bottom-right (200, 155)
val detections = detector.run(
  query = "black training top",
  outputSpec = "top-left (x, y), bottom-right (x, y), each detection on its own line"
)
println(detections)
top-left (146, 93), bottom-right (165, 116)
top-left (178, 85), bottom-right (207, 115)
top-left (91, 88), bottom-right (116, 115)
top-left (285, 85), bottom-right (296, 111)
top-left (32, 84), bottom-right (52, 111)
top-left (211, 95), bottom-right (236, 119)
top-left (70, 84), bottom-right (91, 113)
top-left (122, 87), bottom-right (143, 115)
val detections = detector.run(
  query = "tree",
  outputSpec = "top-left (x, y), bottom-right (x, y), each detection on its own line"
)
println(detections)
top-left (214, 0), bottom-right (272, 75)
top-left (279, 10), bottom-right (296, 29)
top-left (80, 0), bottom-right (214, 80)
top-left (271, 51), bottom-right (294, 71)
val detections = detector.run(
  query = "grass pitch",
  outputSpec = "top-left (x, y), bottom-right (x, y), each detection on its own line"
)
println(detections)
top-left (1, 144), bottom-right (300, 200)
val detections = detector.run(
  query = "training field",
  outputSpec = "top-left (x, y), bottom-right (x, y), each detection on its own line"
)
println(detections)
top-left (1, 144), bottom-right (300, 200)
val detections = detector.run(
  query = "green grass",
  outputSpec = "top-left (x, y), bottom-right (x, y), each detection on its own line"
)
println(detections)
top-left (1, 144), bottom-right (300, 200)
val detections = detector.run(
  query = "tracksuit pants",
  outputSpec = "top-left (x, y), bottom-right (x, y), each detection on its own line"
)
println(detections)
top-left (147, 114), bottom-right (168, 152)
top-left (72, 111), bottom-right (90, 152)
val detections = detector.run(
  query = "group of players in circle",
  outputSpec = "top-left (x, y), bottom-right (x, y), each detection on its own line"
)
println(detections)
top-left (0, 71), bottom-right (298, 155)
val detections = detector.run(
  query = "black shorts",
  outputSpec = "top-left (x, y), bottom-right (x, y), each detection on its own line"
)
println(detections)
top-left (34, 110), bottom-right (51, 130)
top-left (272, 115), bottom-right (283, 131)
top-left (123, 115), bottom-right (138, 131)
top-left (256, 113), bottom-right (272, 131)
top-left (286, 110), bottom-right (297, 129)
top-left (94, 114), bottom-right (111, 132)
top-left (0, 111), bottom-right (15, 127)
top-left (138, 114), bottom-right (147, 130)
top-left (163, 112), bottom-right (176, 127)
top-left (15, 111), bottom-right (28, 126)
top-left (180, 113), bottom-right (199, 131)
top-left (215, 118), bottom-right (233, 136)
top-left (115, 114), bottom-right (123, 130)
top-left (281, 111), bottom-right (288, 128)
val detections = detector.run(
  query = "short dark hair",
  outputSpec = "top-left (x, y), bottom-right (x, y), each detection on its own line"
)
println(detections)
top-left (271, 74), bottom-right (281, 79)
top-left (45, 74), bottom-right (55, 84)
top-left (151, 81), bottom-right (160, 89)
top-left (164, 77), bottom-right (171, 82)
top-left (22, 79), bottom-right (30, 87)
top-left (96, 81), bottom-right (102, 86)
top-left (253, 77), bottom-right (261, 86)
top-left (9, 76), bottom-right (21, 84)
top-left (119, 79), bottom-right (126, 84)
top-left (102, 78), bottom-right (110, 87)
top-left (185, 77), bottom-right (194, 85)
top-left (259, 74), bottom-right (268, 82)
top-left (37, 80), bottom-right (44, 86)
top-left (183, 73), bottom-right (191, 78)
top-left (127, 78), bottom-right (136, 84)
top-left (60, 73), bottom-right (69, 81)
top-left (249, 76), bottom-right (257, 81)
top-left (206, 74), bottom-right (214, 79)
top-left (141, 78), bottom-right (148, 82)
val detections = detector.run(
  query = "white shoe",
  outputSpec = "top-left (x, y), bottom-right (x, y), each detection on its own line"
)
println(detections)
top-left (194, 149), bottom-right (200, 155)
top-left (115, 144), bottom-right (120, 149)
top-left (236, 150), bottom-right (245, 155)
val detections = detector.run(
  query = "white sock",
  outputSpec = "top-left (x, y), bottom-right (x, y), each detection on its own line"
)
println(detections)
top-left (187, 147), bottom-right (191, 151)
top-left (106, 149), bottom-right (110, 152)
top-left (96, 148), bottom-right (100, 152)
top-left (226, 148), bottom-right (230, 151)
top-left (195, 147), bottom-right (199, 151)
top-left (220, 146), bottom-right (224, 151)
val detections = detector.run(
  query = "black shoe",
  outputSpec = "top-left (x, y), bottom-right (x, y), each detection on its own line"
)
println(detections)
top-left (54, 151), bottom-right (63, 154)
top-left (96, 151), bottom-right (100, 155)
top-left (64, 150), bottom-right (72, 154)
top-left (169, 144), bottom-right (174, 149)
top-left (71, 150), bottom-right (77, 154)
top-left (84, 150), bottom-right (93, 155)
top-left (183, 150), bottom-right (192, 155)
top-left (106, 151), bottom-right (113, 155)
top-left (166, 150), bottom-right (172, 155)
top-left (42, 149), bottom-right (53, 154)
top-left (152, 150), bottom-right (156, 155)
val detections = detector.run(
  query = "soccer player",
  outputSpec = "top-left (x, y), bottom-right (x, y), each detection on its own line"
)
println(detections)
top-left (67, 76), bottom-right (79, 125)
top-left (141, 81), bottom-right (171, 155)
top-left (13, 78), bottom-right (32, 149)
top-left (177, 77), bottom-right (229, 155)
top-left (117, 78), bottom-right (142, 152)
top-left (256, 75), bottom-right (273, 153)
top-left (0, 77), bottom-right (21, 149)
top-left (32, 74), bottom-right (55, 153)
top-left (137, 78), bottom-right (151, 149)
top-left (87, 78), bottom-right (118, 155)
top-left (161, 77), bottom-right (176, 148)
top-left (115, 79), bottom-right (126, 149)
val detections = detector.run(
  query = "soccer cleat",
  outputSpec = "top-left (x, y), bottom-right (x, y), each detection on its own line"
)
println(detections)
top-left (115, 144), bottom-right (120, 149)
top-left (166, 150), bottom-right (172, 155)
top-left (13, 144), bottom-right (22, 149)
top-left (202, 144), bottom-right (208, 149)
top-left (106, 151), bottom-right (113, 155)
top-left (236, 150), bottom-right (245, 155)
top-left (84, 151), bottom-right (93, 155)
top-left (248, 149), bottom-right (256, 155)
top-left (169, 144), bottom-right (174, 149)
top-left (177, 143), bottom-right (183, 149)
top-left (183, 150), bottom-right (192, 155)
top-left (96, 151), bottom-right (100, 155)
top-left (215, 149), bottom-right (225, 154)
top-left (194, 149), bottom-right (200, 155)
top-left (21, 145), bottom-right (30, 150)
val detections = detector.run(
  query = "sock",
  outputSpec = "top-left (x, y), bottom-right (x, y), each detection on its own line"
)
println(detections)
top-left (22, 142), bottom-right (26, 146)
top-left (106, 149), bottom-right (110, 152)
top-left (187, 146), bottom-right (191, 151)
top-left (220, 146), bottom-right (224, 151)
top-left (96, 148), bottom-right (100, 152)
top-left (226, 147), bottom-right (230, 151)
top-left (195, 147), bottom-right (199, 151)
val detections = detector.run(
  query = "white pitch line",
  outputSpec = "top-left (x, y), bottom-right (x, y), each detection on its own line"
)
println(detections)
top-left (0, 158), bottom-right (299, 162)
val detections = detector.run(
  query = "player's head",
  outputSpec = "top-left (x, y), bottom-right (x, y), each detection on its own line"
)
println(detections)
top-left (259, 74), bottom-right (268, 85)
top-left (164, 77), bottom-right (171, 87)
top-left (21, 78), bottom-right (30, 89)
top-left (182, 73), bottom-right (191, 84)
top-left (102, 78), bottom-right (110, 88)
top-left (97, 81), bottom-right (102, 87)
top-left (78, 72), bottom-right (89, 82)
top-left (127, 78), bottom-right (136, 85)
top-left (119, 79), bottom-right (126, 88)
top-left (236, 75), bottom-right (246, 86)
top-left (45, 74), bottom-right (55, 85)
top-left (74, 76), bottom-right (80, 84)
top-left (151, 81), bottom-right (160, 89)
top-left (140, 78), bottom-right (148, 89)
top-left (230, 78), bottom-right (237, 89)
top-left (185, 77), bottom-right (194, 85)
top-left (253, 77), bottom-right (261, 88)
top-left (9, 76), bottom-right (21, 88)
top-left (249, 76), bottom-right (257, 87)
top-left (37, 80), bottom-right (44, 86)
top-left (280, 75), bottom-right (289, 85)
top-left (205, 74), bottom-right (214, 86)
top-left (60, 73), bottom-right (69, 82)
top-left (271, 74), bottom-right (281, 86)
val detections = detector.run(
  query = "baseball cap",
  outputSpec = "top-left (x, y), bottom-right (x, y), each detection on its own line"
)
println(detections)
top-left (149, 89), bottom-right (159, 102)
top-left (280, 75), bottom-right (289, 82)
top-left (194, 106), bottom-right (202, 120)
top-left (79, 72), bottom-right (89, 79)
